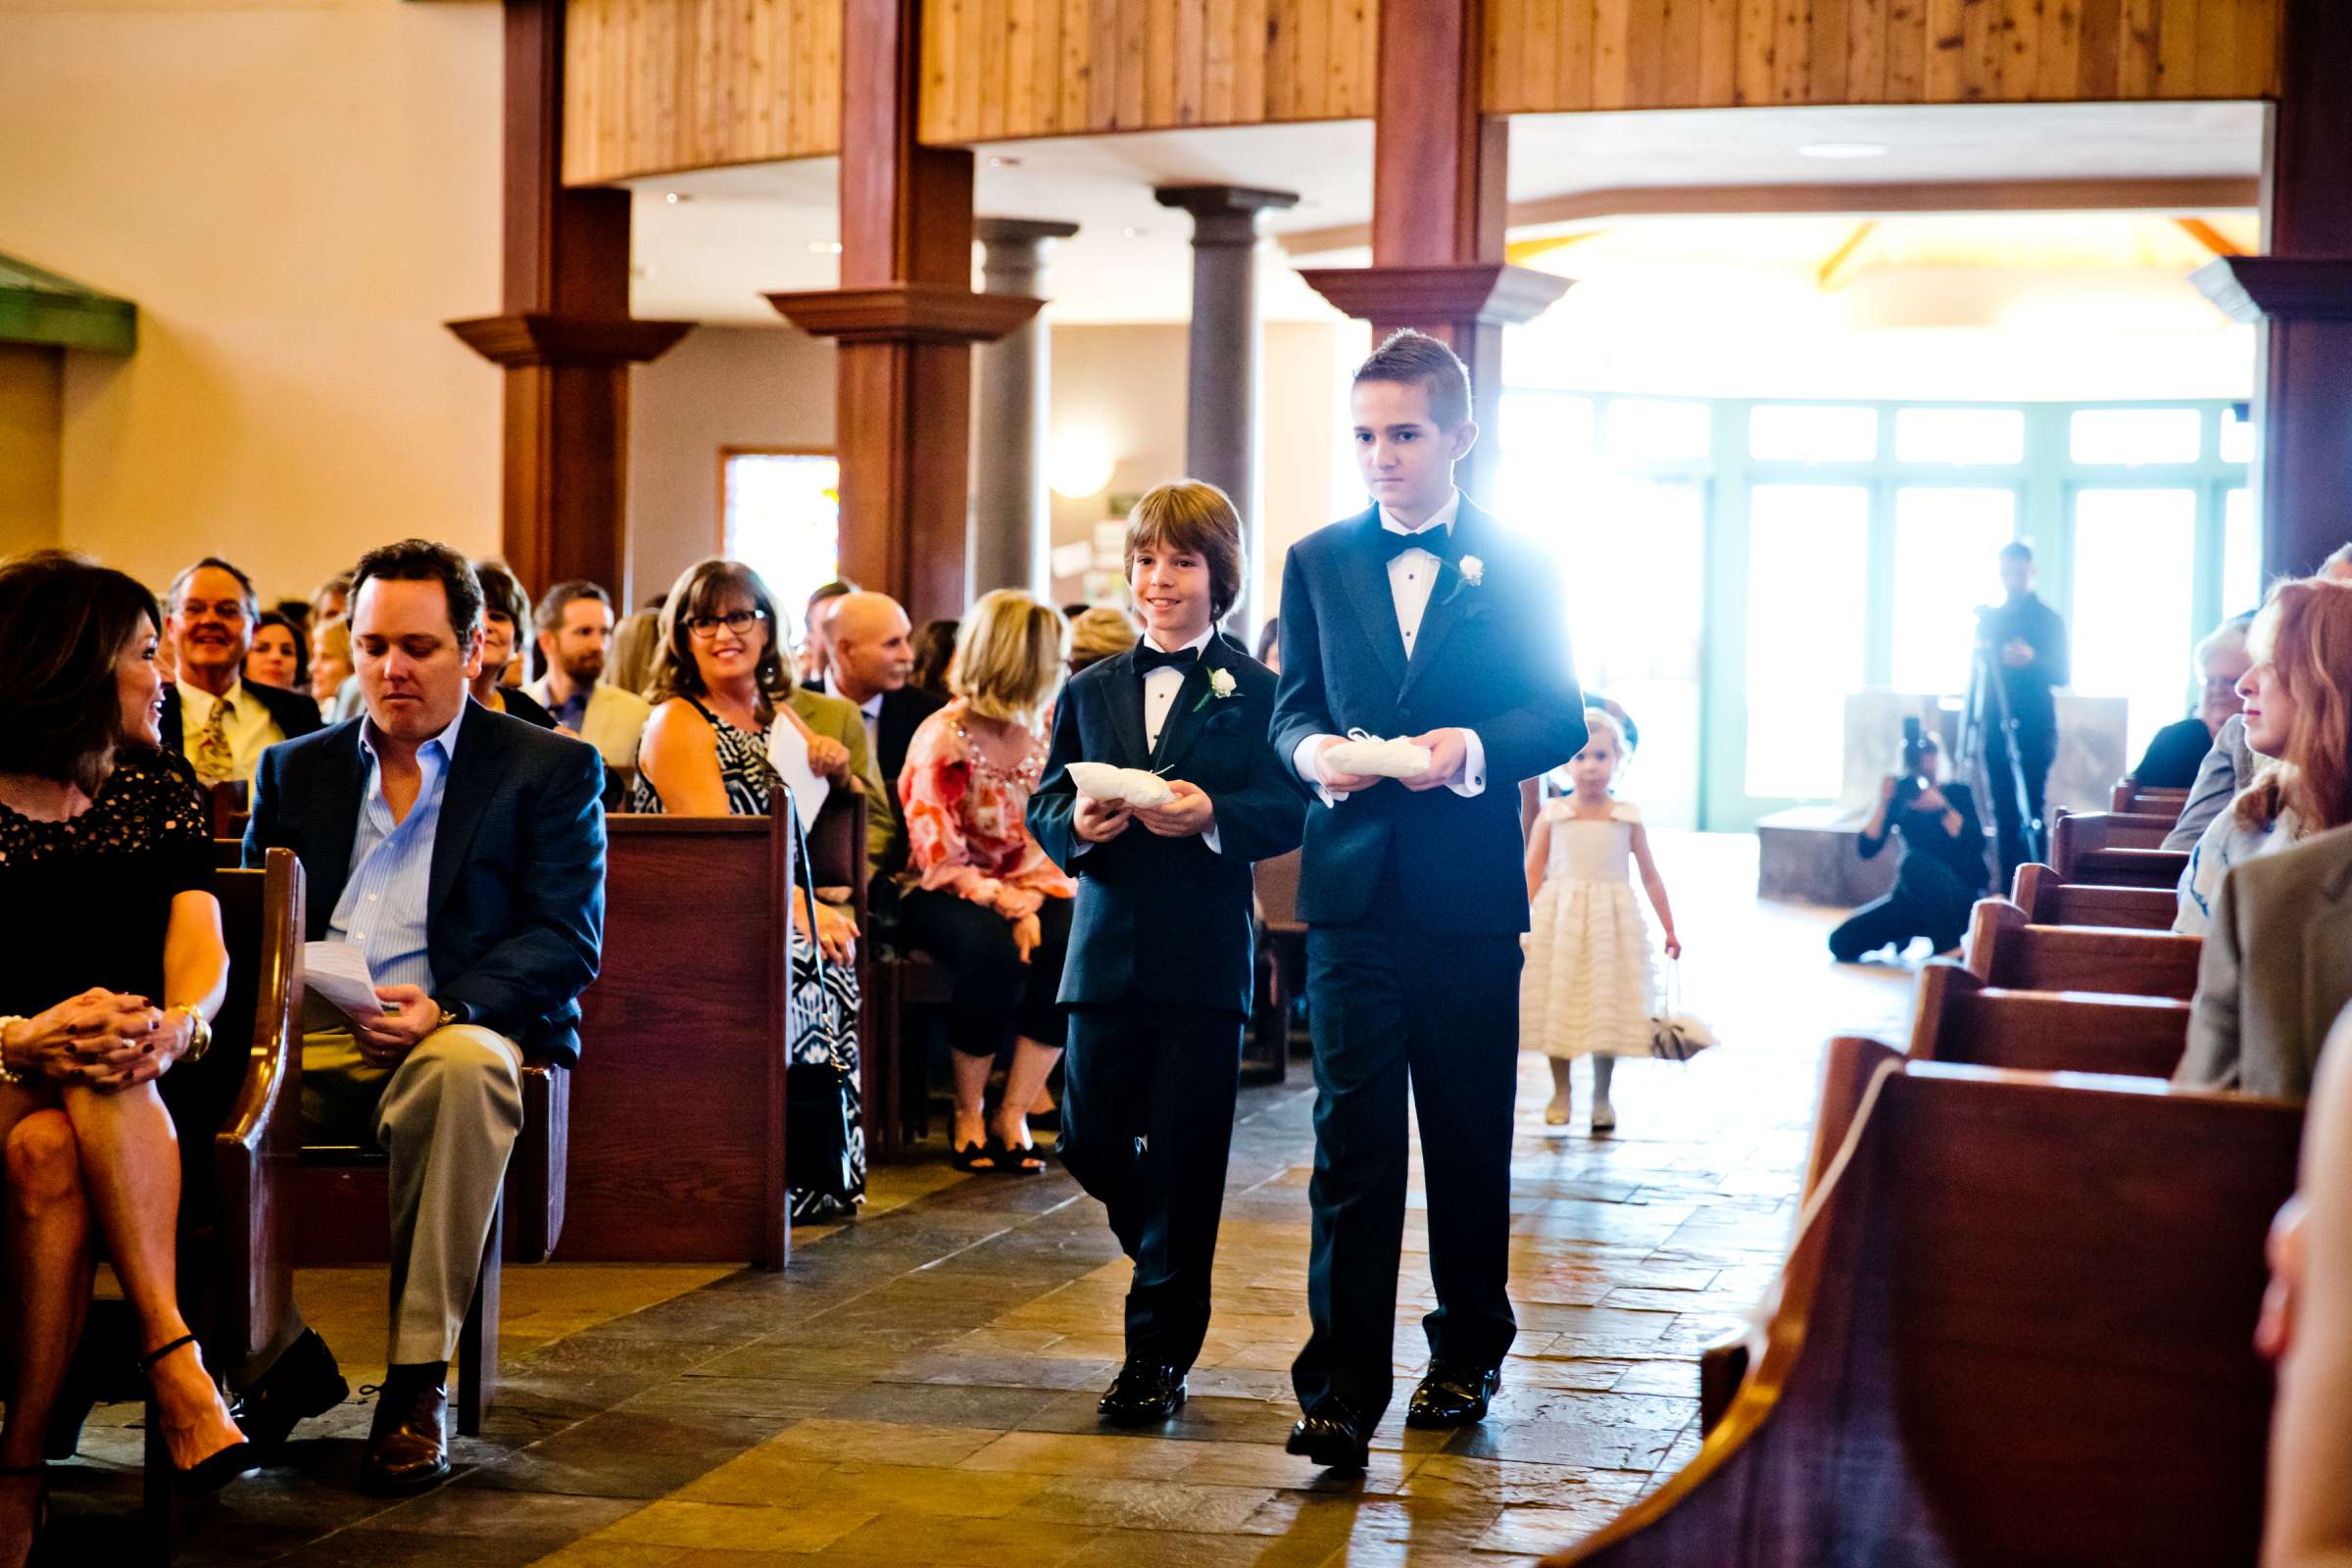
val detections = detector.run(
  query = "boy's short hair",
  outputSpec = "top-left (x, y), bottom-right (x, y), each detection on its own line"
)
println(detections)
top-left (1353, 329), bottom-right (1473, 429)
top-left (1123, 480), bottom-right (1245, 624)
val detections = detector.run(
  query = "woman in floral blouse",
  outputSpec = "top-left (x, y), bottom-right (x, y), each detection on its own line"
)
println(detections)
top-left (898, 590), bottom-right (1076, 1174)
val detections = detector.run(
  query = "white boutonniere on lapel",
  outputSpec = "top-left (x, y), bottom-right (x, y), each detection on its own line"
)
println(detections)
top-left (1440, 553), bottom-right (1486, 606)
top-left (1192, 665), bottom-right (1239, 712)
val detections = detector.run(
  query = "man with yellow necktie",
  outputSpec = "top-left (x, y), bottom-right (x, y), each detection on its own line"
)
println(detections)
top-left (160, 558), bottom-right (323, 788)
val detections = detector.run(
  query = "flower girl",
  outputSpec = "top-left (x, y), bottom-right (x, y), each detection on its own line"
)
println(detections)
top-left (1520, 709), bottom-right (1681, 1133)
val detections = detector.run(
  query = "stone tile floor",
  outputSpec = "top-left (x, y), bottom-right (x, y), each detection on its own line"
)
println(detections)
top-left (40, 833), bottom-right (1910, 1567)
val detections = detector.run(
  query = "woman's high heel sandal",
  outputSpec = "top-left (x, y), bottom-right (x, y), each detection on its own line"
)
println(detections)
top-left (137, 1335), bottom-right (257, 1495)
top-left (0, 1462), bottom-right (48, 1568)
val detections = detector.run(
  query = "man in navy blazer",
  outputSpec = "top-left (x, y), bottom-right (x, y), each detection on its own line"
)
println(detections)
top-left (1030, 482), bottom-right (1306, 1426)
top-left (242, 540), bottom-right (605, 1493)
top-left (1271, 332), bottom-right (1587, 1468)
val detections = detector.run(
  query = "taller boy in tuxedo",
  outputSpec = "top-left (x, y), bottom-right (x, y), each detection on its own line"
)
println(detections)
top-left (1271, 331), bottom-right (1587, 1468)
top-left (1030, 481), bottom-right (1307, 1426)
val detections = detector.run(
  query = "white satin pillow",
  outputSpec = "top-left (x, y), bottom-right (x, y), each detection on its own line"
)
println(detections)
top-left (1067, 761), bottom-right (1176, 808)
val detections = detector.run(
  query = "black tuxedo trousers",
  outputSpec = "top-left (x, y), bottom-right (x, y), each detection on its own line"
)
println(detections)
top-left (1293, 911), bottom-right (1522, 1421)
top-left (1058, 1000), bottom-right (1245, 1372)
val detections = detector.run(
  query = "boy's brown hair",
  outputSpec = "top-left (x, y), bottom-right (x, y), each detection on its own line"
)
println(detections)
top-left (1353, 329), bottom-right (1473, 429)
top-left (1123, 480), bottom-right (1244, 625)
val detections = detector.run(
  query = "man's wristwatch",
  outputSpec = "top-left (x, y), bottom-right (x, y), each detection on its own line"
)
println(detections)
top-left (431, 1000), bottom-right (461, 1033)
top-left (0, 1018), bottom-right (26, 1088)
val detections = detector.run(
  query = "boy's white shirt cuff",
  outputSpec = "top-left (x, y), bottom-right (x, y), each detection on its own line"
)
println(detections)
top-left (1292, 729), bottom-right (1487, 804)
top-left (1294, 733), bottom-right (1348, 807)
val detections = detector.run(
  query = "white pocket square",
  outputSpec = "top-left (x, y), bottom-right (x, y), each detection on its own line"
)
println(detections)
top-left (1067, 761), bottom-right (1176, 808)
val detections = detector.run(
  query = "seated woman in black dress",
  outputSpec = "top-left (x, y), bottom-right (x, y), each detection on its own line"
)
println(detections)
top-left (467, 563), bottom-right (557, 728)
top-left (631, 559), bottom-right (869, 1221)
top-left (0, 553), bottom-right (255, 1562)
top-left (1829, 731), bottom-right (1988, 962)
top-left (2132, 617), bottom-right (2253, 790)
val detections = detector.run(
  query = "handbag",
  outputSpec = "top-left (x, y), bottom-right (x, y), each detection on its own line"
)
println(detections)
top-left (783, 789), bottom-right (866, 1222)
top-left (1648, 957), bottom-right (1717, 1062)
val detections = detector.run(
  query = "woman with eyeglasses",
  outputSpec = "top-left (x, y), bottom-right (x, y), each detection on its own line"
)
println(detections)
top-left (631, 560), bottom-right (872, 1220)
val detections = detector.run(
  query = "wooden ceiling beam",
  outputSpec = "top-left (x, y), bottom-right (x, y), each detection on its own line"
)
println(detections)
top-left (1278, 175), bottom-right (2263, 256)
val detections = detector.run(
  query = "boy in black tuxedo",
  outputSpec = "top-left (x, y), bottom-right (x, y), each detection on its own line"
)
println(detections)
top-left (1271, 331), bottom-right (1587, 1468)
top-left (1029, 481), bottom-right (1307, 1426)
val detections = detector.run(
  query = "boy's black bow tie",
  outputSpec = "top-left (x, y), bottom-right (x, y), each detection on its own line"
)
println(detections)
top-left (1376, 526), bottom-right (1455, 564)
top-left (1134, 644), bottom-right (1200, 675)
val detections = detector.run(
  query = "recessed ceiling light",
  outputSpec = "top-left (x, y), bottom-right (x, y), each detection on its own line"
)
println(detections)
top-left (988, 155), bottom-right (1022, 169)
top-left (663, 191), bottom-right (691, 203)
top-left (808, 240), bottom-right (843, 254)
top-left (1797, 142), bottom-right (1888, 160)
top-left (1122, 225), bottom-right (1148, 239)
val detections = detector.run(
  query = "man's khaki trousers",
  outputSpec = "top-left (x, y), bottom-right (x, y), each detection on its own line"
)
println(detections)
top-left (302, 1005), bottom-right (522, 1365)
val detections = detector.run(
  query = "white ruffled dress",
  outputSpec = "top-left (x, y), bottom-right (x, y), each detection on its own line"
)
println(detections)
top-left (1522, 799), bottom-right (1656, 1060)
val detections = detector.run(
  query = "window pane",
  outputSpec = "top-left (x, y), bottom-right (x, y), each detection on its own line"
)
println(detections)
top-left (1499, 393), bottom-right (1594, 464)
top-left (1890, 488), bottom-right (2020, 695)
top-left (1494, 394), bottom-right (1596, 527)
top-left (1748, 405), bottom-right (1877, 463)
top-left (2073, 488), bottom-right (2198, 760)
top-left (2225, 487), bottom-right (2262, 614)
top-left (2069, 408), bottom-right (2202, 466)
top-left (721, 453), bottom-right (842, 642)
top-left (1745, 485), bottom-right (1869, 800)
top-left (2221, 405), bottom-right (2257, 466)
top-left (1895, 408), bottom-right (2027, 466)
top-left (1606, 399), bottom-right (1711, 464)
top-left (1558, 477), bottom-right (1706, 828)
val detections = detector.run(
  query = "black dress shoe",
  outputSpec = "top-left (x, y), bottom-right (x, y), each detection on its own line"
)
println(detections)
top-left (1285, 1402), bottom-right (1371, 1470)
top-left (361, 1365), bottom-right (452, 1495)
top-left (1097, 1361), bottom-right (1187, 1427)
top-left (1404, 1362), bottom-right (1500, 1429)
top-left (231, 1329), bottom-right (350, 1449)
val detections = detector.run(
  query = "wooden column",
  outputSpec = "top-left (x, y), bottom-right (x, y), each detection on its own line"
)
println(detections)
top-left (2191, 0), bottom-right (2350, 580)
top-left (767, 0), bottom-right (1039, 625)
top-left (448, 0), bottom-right (691, 601)
top-left (1294, 0), bottom-right (1565, 503)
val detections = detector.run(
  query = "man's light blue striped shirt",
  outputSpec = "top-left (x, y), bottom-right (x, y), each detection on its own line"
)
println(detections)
top-left (326, 704), bottom-right (468, 996)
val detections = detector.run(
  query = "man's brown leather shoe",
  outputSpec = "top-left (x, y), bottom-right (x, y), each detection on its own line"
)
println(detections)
top-left (361, 1366), bottom-right (451, 1494)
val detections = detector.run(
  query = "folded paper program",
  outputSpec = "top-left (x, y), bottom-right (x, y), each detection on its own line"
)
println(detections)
top-left (1067, 761), bottom-right (1177, 809)
top-left (1323, 730), bottom-right (1432, 780)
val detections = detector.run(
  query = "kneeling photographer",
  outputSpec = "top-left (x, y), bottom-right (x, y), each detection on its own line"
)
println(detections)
top-left (1829, 721), bottom-right (1989, 963)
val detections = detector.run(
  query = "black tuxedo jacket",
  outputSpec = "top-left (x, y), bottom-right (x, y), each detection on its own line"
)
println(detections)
top-left (876, 685), bottom-right (946, 795)
top-left (160, 679), bottom-right (323, 760)
top-left (1270, 500), bottom-right (1586, 934)
top-left (1029, 632), bottom-right (1306, 1019)
top-left (241, 701), bottom-right (608, 1065)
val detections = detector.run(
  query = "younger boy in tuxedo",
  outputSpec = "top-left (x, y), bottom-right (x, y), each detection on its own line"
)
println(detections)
top-left (1272, 330), bottom-right (1587, 1468)
top-left (1029, 481), bottom-right (1307, 1425)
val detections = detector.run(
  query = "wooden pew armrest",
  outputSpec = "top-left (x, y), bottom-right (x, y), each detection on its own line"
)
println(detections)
top-left (505, 1057), bottom-right (569, 1264)
top-left (1696, 1330), bottom-right (1748, 1436)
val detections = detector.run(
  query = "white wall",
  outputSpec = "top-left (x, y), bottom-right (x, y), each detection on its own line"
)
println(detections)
top-left (0, 0), bottom-right (504, 602)
top-left (625, 324), bottom-right (838, 605)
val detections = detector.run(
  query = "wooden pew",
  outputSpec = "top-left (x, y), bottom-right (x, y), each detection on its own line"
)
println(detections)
top-left (564, 792), bottom-right (796, 1267)
top-left (1247, 849), bottom-right (1305, 1085)
top-left (2111, 779), bottom-right (2190, 817)
top-left (1907, 959), bottom-right (2189, 1080)
top-left (1962, 897), bottom-right (2201, 1001)
top-left (1550, 1037), bottom-right (2301, 1568)
top-left (2051, 809), bottom-right (2189, 889)
top-left (2010, 861), bottom-right (2179, 931)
